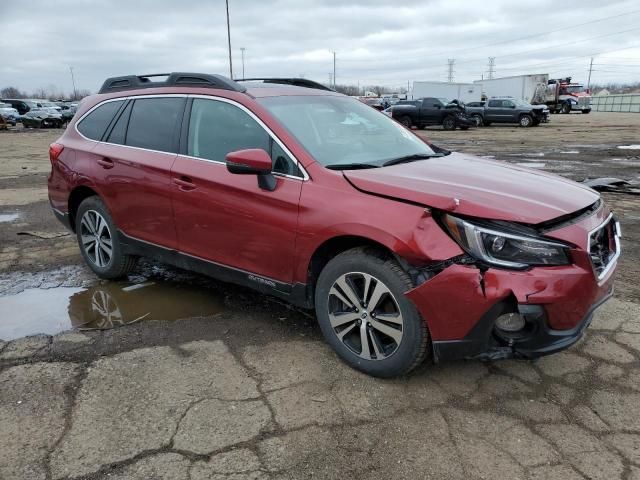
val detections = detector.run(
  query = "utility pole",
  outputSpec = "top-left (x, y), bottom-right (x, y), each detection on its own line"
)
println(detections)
top-left (587, 57), bottom-right (594, 91)
top-left (447, 59), bottom-right (455, 83)
top-left (332, 51), bottom-right (336, 88)
top-left (225, 0), bottom-right (233, 78)
top-left (240, 47), bottom-right (246, 79)
top-left (328, 73), bottom-right (333, 87)
top-left (488, 57), bottom-right (496, 80)
top-left (69, 66), bottom-right (77, 100)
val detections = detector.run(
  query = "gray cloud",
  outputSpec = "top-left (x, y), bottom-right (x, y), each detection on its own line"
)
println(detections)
top-left (1, 0), bottom-right (639, 94)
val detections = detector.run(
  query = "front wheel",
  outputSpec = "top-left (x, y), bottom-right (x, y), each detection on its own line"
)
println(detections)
top-left (314, 247), bottom-right (429, 377)
top-left (442, 116), bottom-right (456, 130)
top-left (519, 114), bottom-right (533, 127)
top-left (75, 196), bottom-right (137, 279)
top-left (561, 103), bottom-right (572, 114)
top-left (471, 114), bottom-right (483, 127)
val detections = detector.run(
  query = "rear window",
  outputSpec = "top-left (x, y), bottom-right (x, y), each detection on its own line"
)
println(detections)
top-left (125, 98), bottom-right (183, 152)
top-left (77, 100), bottom-right (124, 140)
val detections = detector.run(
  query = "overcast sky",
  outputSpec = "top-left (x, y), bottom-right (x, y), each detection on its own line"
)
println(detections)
top-left (2, 0), bottom-right (639, 95)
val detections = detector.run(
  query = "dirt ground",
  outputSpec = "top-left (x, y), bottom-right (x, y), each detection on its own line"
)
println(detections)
top-left (0, 113), bottom-right (639, 480)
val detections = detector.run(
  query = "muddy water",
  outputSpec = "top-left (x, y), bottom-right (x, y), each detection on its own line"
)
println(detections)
top-left (0, 281), bottom-right (224, 340)
top-left (0, 213), bottom-right (19, 223)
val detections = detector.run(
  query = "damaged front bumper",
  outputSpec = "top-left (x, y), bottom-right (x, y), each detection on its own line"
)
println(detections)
top-left (405, 259), bottom-right (616, 362)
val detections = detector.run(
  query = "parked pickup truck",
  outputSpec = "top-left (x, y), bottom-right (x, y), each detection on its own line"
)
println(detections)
top-left (391, 97), bottom-right (475, 130)
top-left (465, 98), bottom-right (550, 127)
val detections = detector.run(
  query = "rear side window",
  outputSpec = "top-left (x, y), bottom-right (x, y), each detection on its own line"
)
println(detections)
top-left (106, 101), bottom-right (132, 145)
top-left (488, 100), bottom-right (501, 107)
top-left (187, 99), bottom-right (270, 162)
top-left (77, 100), bottom-right (124, 140)
top-left (125, 98), bottom-right (184, 153)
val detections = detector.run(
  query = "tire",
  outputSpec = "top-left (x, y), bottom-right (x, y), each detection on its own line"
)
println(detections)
top-left (582, 109), bottom-right (591, 114)
top-left (561, 103), bottom-right (571, 114)
top-left (519, 114), bottom-right (533, 127)
top-left (75, 196), bottom-right (137, 279)
top-left (399, 116), bottom-right (412, 128)
top-left (442, 116), bottom-right (456, 130)
top-left (471, 114), bottom-right (483, 127)
top-left (314, 247), bottom-right (429, 377)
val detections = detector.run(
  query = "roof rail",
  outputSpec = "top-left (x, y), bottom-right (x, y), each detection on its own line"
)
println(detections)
top-left (98, 72), bottom-right (246, 94)
top-left (237, 78), bottom-right (334, 91)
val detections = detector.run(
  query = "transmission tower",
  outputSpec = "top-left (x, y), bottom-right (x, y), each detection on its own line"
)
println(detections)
top-left (447, 59), bottom-right (455, 83)
top-left (488, 57), bottom-right (496, 80)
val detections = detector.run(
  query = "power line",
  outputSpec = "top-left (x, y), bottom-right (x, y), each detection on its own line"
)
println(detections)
top-left (339, 8), bottom-right (640, 64)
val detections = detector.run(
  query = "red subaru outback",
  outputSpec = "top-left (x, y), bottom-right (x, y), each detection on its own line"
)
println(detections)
top-left (48, 73), bottom-right (620, 377)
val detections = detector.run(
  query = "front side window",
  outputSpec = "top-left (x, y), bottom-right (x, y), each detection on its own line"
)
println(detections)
top-left (77, 100), bottom-right (124, 141)
top-left (125, 97), bottom-right (183, 152)
top-left (258, 95), bottom-right (435, 168)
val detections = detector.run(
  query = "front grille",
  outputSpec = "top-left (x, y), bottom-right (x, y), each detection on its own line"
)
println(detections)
top-left (588, 215), bottom-right (621, 281)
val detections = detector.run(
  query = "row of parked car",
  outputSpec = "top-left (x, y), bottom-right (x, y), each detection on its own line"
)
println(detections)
top-left (0, 98), bottom-right (78, 129)
top-left (380, 97), bottom-right (550, 130)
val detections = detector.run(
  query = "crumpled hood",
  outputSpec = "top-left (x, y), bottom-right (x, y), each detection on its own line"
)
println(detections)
top-left (343, 153), bottom-right (599, 224)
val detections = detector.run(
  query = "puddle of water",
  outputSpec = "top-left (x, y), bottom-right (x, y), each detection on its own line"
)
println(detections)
top-left (514, 162), bottom-right (546, 168)
top-left (507, 152), bottom-right (545, 157)
top-left (618, 145), bottom-right (640, 150)
top-left (0, 213), bottom-right (20, 223)
top-left (0, 281), bottom-right (224, 340)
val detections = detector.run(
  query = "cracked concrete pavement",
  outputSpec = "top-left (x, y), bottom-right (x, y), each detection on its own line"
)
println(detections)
top-left (0, 296), bottom-right (639, 479)
top-left (1, 115), bottom-right (640, 479)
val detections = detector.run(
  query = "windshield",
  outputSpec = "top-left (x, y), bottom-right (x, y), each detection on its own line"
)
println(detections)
top-left (563, 85), bottom-right (585, 94)
top-left (258, 95), bottom-right (435, 167)
top-left (437, 98), bottom-right (450, 105)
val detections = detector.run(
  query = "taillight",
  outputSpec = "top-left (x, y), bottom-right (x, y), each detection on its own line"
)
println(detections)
top-left (49, 143), bottom-right (64, 164)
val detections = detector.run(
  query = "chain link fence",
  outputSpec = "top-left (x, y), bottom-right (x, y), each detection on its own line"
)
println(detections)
top-left (592, 94), bottom-right (640, 113)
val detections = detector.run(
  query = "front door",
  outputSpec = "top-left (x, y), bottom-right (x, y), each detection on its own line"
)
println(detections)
top-left (171, 97), bottom-right (303, 283)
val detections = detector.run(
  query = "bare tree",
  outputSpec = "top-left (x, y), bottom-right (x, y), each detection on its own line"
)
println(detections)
top-left (0, 86), bottom-right (25, 98)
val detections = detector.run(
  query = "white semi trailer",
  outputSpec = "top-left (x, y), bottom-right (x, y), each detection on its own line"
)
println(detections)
top-left (411, 81), bottom-right (482, 103)
top-left (474, 74), bottom-right (548, 104)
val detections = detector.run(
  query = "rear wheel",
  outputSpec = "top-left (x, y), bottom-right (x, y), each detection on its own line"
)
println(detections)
top-left (399, 116), bottom-right (412, 128)
top-left (519, 114), bottom-right (533, 127)
top-left (442, 116), bottom-right (456, 130)
top-left (314, 247), bottom-right (429, 377)
top-left (75, 196), bottom-right (137, 279)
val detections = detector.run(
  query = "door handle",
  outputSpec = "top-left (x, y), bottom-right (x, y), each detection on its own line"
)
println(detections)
top-left (97, 157), bottom-right (114, 169)
top-left (173, 176), bottom-right (196, 191)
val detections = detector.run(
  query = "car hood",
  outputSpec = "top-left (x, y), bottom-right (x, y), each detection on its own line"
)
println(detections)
top-left (343, 153), bottom-right (599, 224)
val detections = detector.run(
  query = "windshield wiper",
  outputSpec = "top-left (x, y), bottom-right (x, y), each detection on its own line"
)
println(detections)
top-left (325, 163), bottom-right (380, 170)
top-left (382, 153), bottom-right (443, 167)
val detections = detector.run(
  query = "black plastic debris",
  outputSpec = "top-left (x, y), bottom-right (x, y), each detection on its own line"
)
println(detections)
top-left (582, 177), bottom-right (640, 195)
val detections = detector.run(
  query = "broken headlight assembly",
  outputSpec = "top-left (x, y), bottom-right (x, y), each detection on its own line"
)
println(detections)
top-left (440, 213), bottom-right (570, 269)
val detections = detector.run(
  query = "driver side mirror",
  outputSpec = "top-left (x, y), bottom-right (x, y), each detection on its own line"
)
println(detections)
top-left (226, 148), bottom-right (277, 191)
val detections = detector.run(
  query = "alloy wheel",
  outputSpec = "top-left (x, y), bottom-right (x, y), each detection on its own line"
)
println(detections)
top-left (80, 210), bottom-right (113, 268)
top-left (327, 272), bottom-right (404, 361)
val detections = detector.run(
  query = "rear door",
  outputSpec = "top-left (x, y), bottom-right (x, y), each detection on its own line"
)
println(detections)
top-left (91, 96), bottom-right (185, 249)
top-left (419, 98), bottom-right (441, 124)
top-left (171, 96), bottom-right (303, 283)
top-left (485, 99), bottom-right (506, 121)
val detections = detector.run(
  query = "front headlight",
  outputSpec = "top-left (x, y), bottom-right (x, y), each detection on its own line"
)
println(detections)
top-left (441, 214), bottom-right (570, 269)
